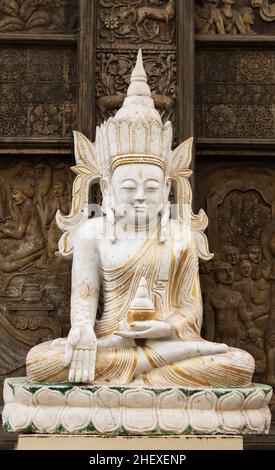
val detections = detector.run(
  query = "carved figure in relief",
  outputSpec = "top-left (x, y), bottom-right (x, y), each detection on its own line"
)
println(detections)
top-left (239, 6), bottom-right (257, 34)
top-left (44, 180), bottom-right (70, 256)
top-left (195, 0), bottom-right (224, 35)
top-left (234, 259), bottom-right (254, 310)
top-left (220, 0), bottom-right (246, 34)
top-left (195, 0), bottom-right (257, 35)
top-left (252, 264), bottom-right (271, 318)
top-left (0, 179), bottom-right (45, 273)
top-left (265, 229), bottom-right (275, 386)
top-left (248, 245), bottom-right (265, 280)
top-left (222, 245), bottom-right (241, 280)
top-left (26, 51), bottom-right (256, 389)
top-left (135, 0), bottom-right (175, 40)
top-left (204, 261), bottom-right (258, 347)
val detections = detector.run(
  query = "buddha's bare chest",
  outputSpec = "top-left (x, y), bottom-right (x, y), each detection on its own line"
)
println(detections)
top-left (98, 238), bottom-right (148, 270)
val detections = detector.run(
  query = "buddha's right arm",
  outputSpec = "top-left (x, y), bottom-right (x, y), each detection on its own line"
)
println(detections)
top-left (70, 232), bottom-right (100, 329)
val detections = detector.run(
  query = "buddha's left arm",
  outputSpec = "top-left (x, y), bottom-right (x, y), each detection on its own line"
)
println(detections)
top-left (166, 237), bottom-right (203, 340)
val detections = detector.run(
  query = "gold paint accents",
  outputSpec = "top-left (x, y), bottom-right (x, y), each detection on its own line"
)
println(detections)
top-left (110, 154), bottom-right (166, 175)
top-left (128, 309), bottom-right (157, 323)
top-left (77, 281), bottom-right (99, 299)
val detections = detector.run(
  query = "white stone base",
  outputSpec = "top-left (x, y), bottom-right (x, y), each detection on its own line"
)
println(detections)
top-left (17, 434), bottom-right (244, 450)
top-left (3, 378), bottom-right (272, 436)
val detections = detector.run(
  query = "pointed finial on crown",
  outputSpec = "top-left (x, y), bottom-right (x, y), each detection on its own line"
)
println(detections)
top-left (115, 48), bottom-right (161, 122)
top-left (127, 49), bottom-right (151, 98)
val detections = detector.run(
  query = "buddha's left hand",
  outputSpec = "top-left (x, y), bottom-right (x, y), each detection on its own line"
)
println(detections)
top-left (116, 319), bottom-right (173, 339)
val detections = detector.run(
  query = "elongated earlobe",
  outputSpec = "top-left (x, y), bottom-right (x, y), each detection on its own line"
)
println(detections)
top-left (160, 201), bottom-right (171, 243)
top-left (100, 177), bottom-right (116, 243)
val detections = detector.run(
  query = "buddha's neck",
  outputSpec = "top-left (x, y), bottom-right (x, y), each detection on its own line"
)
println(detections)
top-left (115, 216), bottom-right (160, 235)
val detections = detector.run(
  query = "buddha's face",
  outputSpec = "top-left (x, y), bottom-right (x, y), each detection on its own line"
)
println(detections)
top-left (240, 260), bottom-right (252, 278)
top-left (248, 246), bottom-right (262, 264)
top-left (110, 163), bottom-right (170, 227)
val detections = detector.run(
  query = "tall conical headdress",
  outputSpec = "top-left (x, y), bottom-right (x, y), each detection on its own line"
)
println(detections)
top-left (95, 49), bottom-right (172, 177)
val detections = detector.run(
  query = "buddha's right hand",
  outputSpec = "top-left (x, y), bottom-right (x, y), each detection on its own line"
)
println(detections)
top-left (63, 325), bottom-right (97, 383)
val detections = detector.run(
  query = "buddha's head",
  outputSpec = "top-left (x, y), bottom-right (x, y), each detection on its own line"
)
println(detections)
top-left (99, 50), bottom-right (172, 242)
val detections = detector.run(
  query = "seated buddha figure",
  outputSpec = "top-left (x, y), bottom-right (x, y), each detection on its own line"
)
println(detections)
top-left (26, 51), bottom-right (255, 388)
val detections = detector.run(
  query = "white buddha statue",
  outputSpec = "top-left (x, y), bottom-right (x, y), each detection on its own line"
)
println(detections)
top-left (26, 50), bottom-right (255, 388)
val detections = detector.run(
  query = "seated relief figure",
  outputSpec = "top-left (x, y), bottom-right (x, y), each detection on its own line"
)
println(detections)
top-left (27, 51), bottom-right (255, 388)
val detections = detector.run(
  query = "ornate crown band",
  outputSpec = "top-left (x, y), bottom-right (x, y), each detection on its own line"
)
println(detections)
top-left (110, 154), bottom-right (166, 175)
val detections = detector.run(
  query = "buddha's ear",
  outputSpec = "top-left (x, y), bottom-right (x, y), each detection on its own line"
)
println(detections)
top-left (164, 177), bottom-right (172, 200)
top-left (100, 177), bottom-right (114, 214)
top-left (100, 177), bottom-right (110, 198)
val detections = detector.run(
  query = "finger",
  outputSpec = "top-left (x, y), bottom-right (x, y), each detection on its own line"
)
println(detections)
top-left (75, 350), bottom-right (83, 383)
top-left (116, 331), bottom-right (137, 338)
top-left (88, 350), bottom-right (96, 383)
top-left (63, 344), bottom-right (73, 368)
top-left (82, 350), bottom-right (90, 383)
top-left (129, 322), bottom-right (152, 331)
top-left (119, 319), bottom-right (131, 332)
top-left (69, 350), bottom-right (78, 382)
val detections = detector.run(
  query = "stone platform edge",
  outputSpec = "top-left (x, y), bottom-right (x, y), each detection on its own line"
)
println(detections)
top-left (2, 378), bottom-right (272, 436)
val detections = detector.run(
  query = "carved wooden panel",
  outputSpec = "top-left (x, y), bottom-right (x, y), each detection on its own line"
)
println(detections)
top-left (96, 1), bottom-right (177, 143)
top-left (0, 156), bottom-right (73, 401)
top-left (96, 48), bottom-right (176, 127)
top-left (197, 163), bottom-right (275, 389)
top-left (0, 46), bottom-right (76, 139)
top-left (0, 0), bottom-right (78, 33)
top-left (97, 0), bottom-right (176, 45)
top-left (195, 0), bottom-right (275, 35)
top-left (196, 47), bottom-right (275, 139)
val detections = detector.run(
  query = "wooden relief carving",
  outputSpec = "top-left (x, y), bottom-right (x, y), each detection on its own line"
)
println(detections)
top-left (196, 48), bottom-right (275, 139)
top-left (0, 157), bottom-right (73, 400)
top-left (252, 0), bottom-right (275, 21)
top-left (195, 0), bottom-right (275, 34)
top-left (199, 167), bottom-right (275, 386)
top-left (0, 0), bottom-right (78, 33)
top-left (0, 47), bottom-right (76, 138)
top-left (97, 0), bottom-right (175, 44)
top-left (96, 50), bottom-right (176, 127)
top-left (195, 0), bottom-right (256, 35)
top-left (97, 1), bottom-right (177, 140)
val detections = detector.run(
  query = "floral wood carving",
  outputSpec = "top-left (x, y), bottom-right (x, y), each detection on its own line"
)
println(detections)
top-left (196, 48), bottom-right (275, 139)
top-left (0, 0), bottom-right (78, 32)
top-left (96, 50), bottom-right (176, 128)
top-left (0, 47), bottom-right (76, 138)
top-left (252, 0), bottom-right (275, 22)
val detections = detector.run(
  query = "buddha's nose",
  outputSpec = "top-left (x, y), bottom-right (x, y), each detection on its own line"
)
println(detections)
top-left (135, 186), bottom-right (145, 202)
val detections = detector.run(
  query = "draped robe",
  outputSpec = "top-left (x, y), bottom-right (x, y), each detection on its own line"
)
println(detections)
top-left (27, 223), bottom-right (255, 387)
